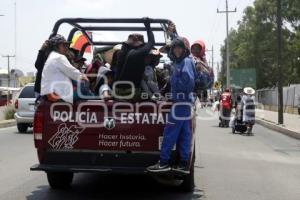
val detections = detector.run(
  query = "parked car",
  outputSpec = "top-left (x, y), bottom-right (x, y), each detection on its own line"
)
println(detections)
top-left (14, 83), bottom-right (35, 133)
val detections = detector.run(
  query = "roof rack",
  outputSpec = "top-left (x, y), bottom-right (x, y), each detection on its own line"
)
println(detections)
top-left (50, 18), bottom-right (175, 50)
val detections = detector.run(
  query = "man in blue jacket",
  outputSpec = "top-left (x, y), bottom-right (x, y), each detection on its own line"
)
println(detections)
top-left (147, 37), bottom-right (195, 174)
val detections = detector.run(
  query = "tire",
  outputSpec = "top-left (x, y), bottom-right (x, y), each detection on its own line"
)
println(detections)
top-left (17, 123), bottom-right (29, 133)
top-left (47, 172), bottom-right (73, 189)
top-left (179, 147), bottom-right (195, 192)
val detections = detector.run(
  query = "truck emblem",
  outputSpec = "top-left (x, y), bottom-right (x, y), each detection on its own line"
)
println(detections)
top-left (48, 123), bottom-right (85, 149)
top-left (103, 117), bottom-right (115, 130)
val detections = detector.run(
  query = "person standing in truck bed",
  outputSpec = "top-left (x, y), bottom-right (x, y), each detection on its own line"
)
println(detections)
top-left (141, 49), bottom-right (162, 100)
top-left (40, 35), bottom-right (89, 103)
top-left (115, 19), bottom-right (155, 99)
top-left (147, 37), bottom-right (195, 174)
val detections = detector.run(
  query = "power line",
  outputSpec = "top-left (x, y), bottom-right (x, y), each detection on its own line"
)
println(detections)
top-left (208, 0), bottom-right (224, 45)
top-left (217, 0), bottom-right (237, 89)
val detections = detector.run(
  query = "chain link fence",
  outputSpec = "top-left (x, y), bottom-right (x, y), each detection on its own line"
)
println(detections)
top-left (256, 84), bottom-right (300, 114)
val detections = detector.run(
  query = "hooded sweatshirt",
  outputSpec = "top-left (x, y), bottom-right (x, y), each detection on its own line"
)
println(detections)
top-left (191, 40), bottom-right (214, 89)
top-left (168, 38), bottom-right (195, 103)
top-left (191, 40), bottom-right (206, 60)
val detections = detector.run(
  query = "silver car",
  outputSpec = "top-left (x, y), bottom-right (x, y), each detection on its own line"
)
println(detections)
top-left (14, 83), bottom-right (35, 133)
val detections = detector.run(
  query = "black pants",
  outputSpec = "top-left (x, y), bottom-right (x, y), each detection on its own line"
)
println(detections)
top-left (221, 107), bottom-right (231, 126)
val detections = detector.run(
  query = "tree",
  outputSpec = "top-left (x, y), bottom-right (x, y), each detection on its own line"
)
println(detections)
top-left (220, 0), bottom-right (300, 89)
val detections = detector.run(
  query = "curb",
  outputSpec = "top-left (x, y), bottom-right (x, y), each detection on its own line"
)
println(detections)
top-left (256, 119), bottom-right (300, 140)
top-left (0, 119), bottom-right (16, 129)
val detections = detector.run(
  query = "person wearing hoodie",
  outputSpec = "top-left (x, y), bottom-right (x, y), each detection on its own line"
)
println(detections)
top-left (147, 37), bottom-right (195, 174)
top-left (191, 40), bottom-right (214, 105)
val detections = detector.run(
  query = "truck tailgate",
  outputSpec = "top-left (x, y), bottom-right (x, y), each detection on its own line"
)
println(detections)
top-left (42, 101), bottom-right (171, 152)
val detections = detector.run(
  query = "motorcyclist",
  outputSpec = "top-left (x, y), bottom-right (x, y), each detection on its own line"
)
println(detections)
top-left (219, 88), bottom-right (232, 127)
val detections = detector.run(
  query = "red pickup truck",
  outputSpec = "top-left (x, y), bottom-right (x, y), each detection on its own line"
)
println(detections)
top-left (30, 18), bottom-right (196, 192)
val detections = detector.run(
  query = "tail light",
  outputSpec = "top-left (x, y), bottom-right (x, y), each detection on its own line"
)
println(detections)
top-left (14, 99), bottom-right (18, 109)
top-left (33, 107), bottom-right (44, 148)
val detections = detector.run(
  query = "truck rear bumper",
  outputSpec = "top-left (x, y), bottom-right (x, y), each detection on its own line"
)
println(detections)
top-left (30, 164), bottom-right (147, 174)
top-left (31, 150), bottom-right (177, 175)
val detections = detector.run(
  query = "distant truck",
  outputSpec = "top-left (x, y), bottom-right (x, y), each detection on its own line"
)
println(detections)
top-left (30, 18), bottom-right (196, 192)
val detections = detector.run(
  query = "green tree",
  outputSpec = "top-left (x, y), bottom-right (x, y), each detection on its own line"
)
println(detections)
top-left (220, 0), bottom-right (300, 89)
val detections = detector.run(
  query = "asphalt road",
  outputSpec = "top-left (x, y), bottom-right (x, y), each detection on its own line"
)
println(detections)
top-left (0, 109), bottom-right (299, 200)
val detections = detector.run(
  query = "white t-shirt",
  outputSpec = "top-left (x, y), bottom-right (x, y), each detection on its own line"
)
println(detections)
top-left (41, 51), bottom-right (82, 103)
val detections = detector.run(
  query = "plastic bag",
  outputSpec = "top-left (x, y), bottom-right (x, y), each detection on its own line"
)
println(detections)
top-left (229, 116), bottom-right (236, 128)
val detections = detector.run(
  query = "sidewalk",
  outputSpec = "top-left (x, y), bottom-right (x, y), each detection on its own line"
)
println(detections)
top-left (0, 119), bottom-right (16, 128)
top-left (256, 109), bottom-right (300, 139)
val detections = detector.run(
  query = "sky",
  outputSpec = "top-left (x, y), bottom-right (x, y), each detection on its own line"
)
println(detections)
top-left (0, 0), bottom-right (255, 75)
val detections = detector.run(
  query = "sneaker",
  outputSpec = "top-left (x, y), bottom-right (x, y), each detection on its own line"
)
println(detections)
top-left (147, 162), bottom-right (171, 173)
top-left (172, 161), bottom-right (190, 175)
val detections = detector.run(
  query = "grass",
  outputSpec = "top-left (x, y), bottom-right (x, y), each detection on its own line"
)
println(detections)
top-left (4, 105), bottom-right (16, 120)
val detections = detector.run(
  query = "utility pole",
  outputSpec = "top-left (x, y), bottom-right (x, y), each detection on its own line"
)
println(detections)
top-left (2, 55), bottom-right (15, 87)
top-left (2, 55), bottom-right (15, 103)
top-left (14, 2), bottom-right (17, 68)
top-left (206, 46), bottom-right (214, 69)
top-left (217, 0), bottom-right (236, 89)
top-left (206, 46), bottom-right (215, 95)
top-left (277, 0), bottom-right (284, 125)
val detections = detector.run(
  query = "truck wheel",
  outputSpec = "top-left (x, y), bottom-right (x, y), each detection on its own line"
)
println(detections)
top-left (47, 172), bottom-right (73, 189)
top-left (17, 123), bottom-right (28, 133)
top-left (179, 163), bottom-right (195, 192)
top-left (179, 147), bottom-right (195, 192)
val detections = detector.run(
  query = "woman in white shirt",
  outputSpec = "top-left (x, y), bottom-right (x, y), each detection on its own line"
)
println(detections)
top-left (41, 35), bottom-right (88, 103)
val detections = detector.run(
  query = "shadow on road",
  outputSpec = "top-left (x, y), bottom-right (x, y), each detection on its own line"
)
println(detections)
top-left (26, 173), bottom-right (203, 200)
top-left (14, 129), bottom-right (33, 135)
